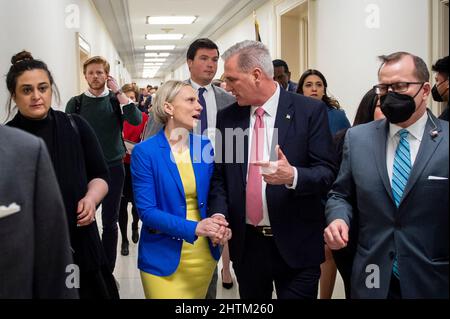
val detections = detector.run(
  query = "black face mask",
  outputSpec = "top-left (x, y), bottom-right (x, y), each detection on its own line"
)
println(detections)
top-left (380, 87), bottom-right (422, 124)
top-left (431, 81), bottom-right (447, 102)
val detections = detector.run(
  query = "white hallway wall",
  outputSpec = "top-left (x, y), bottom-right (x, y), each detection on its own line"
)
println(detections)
top-left (167, 0), bottom-right (430, 123)
top-left (313, 0), bottom-right (430, 122)
top-left (0, 0), bottom-right (131, 122)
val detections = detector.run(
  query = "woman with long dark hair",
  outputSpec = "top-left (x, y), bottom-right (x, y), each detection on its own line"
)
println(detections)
top-left (297, 69), bottom-right (351, 135)
top-left (5, 50), bottom-right (119, 299)
top-left (297, 69), bottom-right (351, 299)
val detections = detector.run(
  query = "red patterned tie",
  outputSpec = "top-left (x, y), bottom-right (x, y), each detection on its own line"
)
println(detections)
top-left (246, 107), bottom-right (265, 226)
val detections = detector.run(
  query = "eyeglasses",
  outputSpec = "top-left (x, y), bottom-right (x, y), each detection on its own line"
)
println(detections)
top-left (373, 82), bottom-right (424, 95)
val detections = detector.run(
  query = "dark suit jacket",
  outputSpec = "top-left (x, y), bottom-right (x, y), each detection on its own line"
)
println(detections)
top-left (208, 89), bottom-right (337, 268)
top-left (287, 81), bottom-right (298, 93)
top-left (0, 125), bottom-right (77, 298)
top-left (326, 112), bottom-right (449, 298)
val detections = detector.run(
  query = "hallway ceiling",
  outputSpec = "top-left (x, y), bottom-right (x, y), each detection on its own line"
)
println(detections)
top-left (92, 0), bottom-right (268, 80)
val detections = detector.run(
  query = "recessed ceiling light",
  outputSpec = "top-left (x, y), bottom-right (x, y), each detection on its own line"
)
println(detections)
top-left (145, 58), bottom-right (166, 63)
top-left (146, 34), bottom-right (184, 40)
top-left (144, 63), bottom-right (164, 66)
top-left (147, 16), bottom-right (197, 25)
top-left (145, 53), bottom-right (170, 57)
top-left (143, 70), bottom-right (159, 75)
top-left (145, 45), bottom-right (176, 51)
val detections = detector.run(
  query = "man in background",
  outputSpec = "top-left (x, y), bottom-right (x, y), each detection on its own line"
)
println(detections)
top-left (273, 59), bottom-right (298, 92)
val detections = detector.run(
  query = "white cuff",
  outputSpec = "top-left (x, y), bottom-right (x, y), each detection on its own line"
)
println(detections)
top-left (120, 98), bottom-right (135, 108)
top-left (211, 213), bottom-right (226, 219)
top-left (285, 167), bottom-right (298, 190)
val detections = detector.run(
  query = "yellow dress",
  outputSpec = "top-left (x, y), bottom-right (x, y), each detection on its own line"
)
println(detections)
top-left (140, 148), bottom-right (216, 299)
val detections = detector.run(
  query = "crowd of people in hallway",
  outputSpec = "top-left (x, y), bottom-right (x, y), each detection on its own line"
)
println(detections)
top-left (0, 36), bottom-right (448, 299)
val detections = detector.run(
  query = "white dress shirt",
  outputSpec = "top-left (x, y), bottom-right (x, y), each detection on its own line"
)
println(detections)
top-left (245, 83), bottom-right (298, 226)
top-left (386, 111), bottom-right (428, 184)
top-left (85, 87), bottom-right (109, 98)
top-left (84, 87), bottom-right (133, 109)
top-left (190, 80), bottom-right (218, 149)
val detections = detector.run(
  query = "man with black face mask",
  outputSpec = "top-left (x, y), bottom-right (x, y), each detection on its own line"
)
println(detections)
top-left (324, 52), bottom-right (448, 299)
top-left (431, 56), bottom-right (449, 121)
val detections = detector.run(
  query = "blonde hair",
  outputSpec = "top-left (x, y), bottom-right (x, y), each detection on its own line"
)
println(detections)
top-left (83, 56), bottom-right (110, 74)
top-left (152, 80), bottom-right (191, 124)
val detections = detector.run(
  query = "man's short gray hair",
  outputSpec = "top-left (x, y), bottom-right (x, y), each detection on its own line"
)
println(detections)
top-left (222, 40), bottom-right (274, 77)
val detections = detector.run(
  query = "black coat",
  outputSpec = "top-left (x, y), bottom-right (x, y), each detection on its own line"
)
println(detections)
top-left (208, 89), bottom-right (337, 268)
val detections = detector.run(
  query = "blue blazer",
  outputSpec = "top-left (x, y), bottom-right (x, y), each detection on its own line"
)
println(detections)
top-left (327, 106), bottom-right (351, 136)
top-left (131, 129), bottom-right (220, 276)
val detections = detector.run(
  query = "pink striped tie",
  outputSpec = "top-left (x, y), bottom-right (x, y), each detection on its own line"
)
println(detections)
top-left (246, 107), bottom-right (265, 226)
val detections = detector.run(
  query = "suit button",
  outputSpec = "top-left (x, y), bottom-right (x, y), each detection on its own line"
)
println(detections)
top-left (199, 202), bottom-right (204, 208)
top-left (172, 237), bottom-right (175, 240)
top-left (389, 251), bottom-right (395, 259)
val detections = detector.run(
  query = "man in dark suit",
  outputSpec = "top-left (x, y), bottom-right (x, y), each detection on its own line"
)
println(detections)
top-left (325, 52), bottom-right (449, 299)
top-left (0, 125), bottom-right (77, 298)
top-left (142, 38), bottom-right (235, 299)
top-left (208, 40), bottom-right (337, 299)
top-left (273, 59), bottom-right (298, 93)
top-left (142, 38), bottom-right (235, 144)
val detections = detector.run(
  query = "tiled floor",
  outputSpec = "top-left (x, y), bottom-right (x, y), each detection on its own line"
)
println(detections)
top-left (98, 209), bottom-right (346, 299)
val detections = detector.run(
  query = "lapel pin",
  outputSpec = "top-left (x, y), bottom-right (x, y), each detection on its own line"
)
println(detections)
top-left (286, 114), bottom-right (291, 120)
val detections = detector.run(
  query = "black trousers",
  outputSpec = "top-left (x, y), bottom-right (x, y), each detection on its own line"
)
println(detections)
top-left (233, 225), bottom-right (321, 299)
top-left (387, 274), bottom-right (402, 299)
top-left (118, 163), bottom-right (139, 242)
top-left (102, 163), bottom-right (125, 272)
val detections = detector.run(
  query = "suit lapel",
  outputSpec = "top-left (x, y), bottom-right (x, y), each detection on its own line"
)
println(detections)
top-left (373, 120), bottom-right (395, 204)
top-left (157, 131), bottom-right (185, 198)
top-left (212, 85), bottom-right (223, 110)
top-left (272, 90), bottom-right (294, 158)
top-left (189, 134), bottom-right (205, 218)
top-left (400, 114), bottom-right (443, 206)
top-left (234, 106), bottom-right (250, 186)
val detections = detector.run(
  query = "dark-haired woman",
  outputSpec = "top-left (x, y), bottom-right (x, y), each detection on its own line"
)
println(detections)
top-left (330, 88), bottom-right (385, 299)
top-left (5, 51), bottom-right (119, 299)
top-left (297, 69), bottom-right (351, 299)
top-left (297, 69), bottom-right (351, 135)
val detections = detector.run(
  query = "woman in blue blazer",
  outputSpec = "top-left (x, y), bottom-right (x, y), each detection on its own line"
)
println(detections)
top-left (131, 80), bottom-right (230, 299)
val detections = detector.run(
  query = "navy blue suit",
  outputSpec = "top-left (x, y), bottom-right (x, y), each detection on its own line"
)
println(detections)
top-left (208, 89), bottom-right (337, 298)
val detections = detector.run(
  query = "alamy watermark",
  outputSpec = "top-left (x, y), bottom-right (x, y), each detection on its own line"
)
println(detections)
top-left (365, 264), bottom-right (380, 289)
top-left (65, 4), bottom-right (80, 29)
top-left (65, 264), bottom-right (80, 289)
top-left (166, 127), bottom-right (280, 169)
top-left (365, 4), bottom-right (380, 29)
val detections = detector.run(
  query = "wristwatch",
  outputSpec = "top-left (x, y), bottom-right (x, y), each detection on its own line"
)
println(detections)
top-left (115, 89), bottom-right (123, 96)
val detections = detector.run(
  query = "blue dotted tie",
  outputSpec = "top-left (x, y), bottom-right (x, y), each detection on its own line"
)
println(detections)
top-left (391, 129), bottom-right (411, 279)
top-left (198, 87), bottom-right (207, 135)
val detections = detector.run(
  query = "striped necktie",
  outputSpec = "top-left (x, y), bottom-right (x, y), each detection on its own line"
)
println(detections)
top-left (391, 129), bottom-right (411, 279)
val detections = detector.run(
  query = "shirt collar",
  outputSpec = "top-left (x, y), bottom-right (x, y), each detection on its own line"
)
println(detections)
top-left (84, 87), bottom-right (109, 98)
top-left (250, 83), bottom-right (281, 118)
top-left (190, 79), bottom-right (213, 92)
top-left (389, 111), bottom-right (428, 142)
